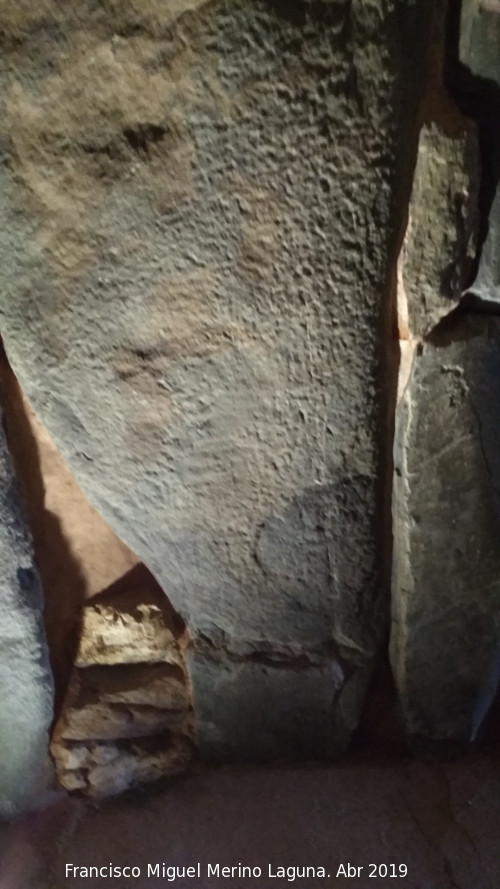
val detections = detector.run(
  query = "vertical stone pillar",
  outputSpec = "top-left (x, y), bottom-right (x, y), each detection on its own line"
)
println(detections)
top-left (0, 423), bottom-right (54, 817)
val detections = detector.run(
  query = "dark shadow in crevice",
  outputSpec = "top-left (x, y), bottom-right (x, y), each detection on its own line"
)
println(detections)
top-left (369, 0), bottom-right (439, 762)
top-left (0, 339), bottom-right (86, 721)
top-left (424, 298), bottom-right (480, 346)
top-left (425, 296), bottom-right (500, 348)
top-left (478, 687), bottom-right (500, 754)
top-left (349, 653), bottom-right (410, 762)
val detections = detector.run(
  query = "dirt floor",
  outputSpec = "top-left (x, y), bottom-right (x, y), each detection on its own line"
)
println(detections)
top-left (1, 757), bottom-right (499, 889)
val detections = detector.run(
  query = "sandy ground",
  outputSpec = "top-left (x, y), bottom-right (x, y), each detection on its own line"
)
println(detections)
top-left (1, 758), bottom-right (499, 889)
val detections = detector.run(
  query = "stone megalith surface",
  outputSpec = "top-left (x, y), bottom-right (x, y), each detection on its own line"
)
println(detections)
top-left (398, 121), bottom-right (479, 339)
top-left (0, 422), bottom-right (54, 818)
top-left (460, 0), bottom-right (500, 304)
top-left (392, 315), bottom-right (500, 744)
top-left (460, 0), bottom-right (500, 88)
top-left (0, 0), bottom-right (431, 758)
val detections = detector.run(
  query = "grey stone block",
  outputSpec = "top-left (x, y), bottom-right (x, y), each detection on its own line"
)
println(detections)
top-left (0, 424), bottom-right (54, 818)
top-left (391, 315), bottom-right (500, 743)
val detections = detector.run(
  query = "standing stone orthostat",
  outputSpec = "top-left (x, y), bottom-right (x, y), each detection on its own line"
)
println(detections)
top-left (460, 0), bottom-right (500, 304)
top-left (0, 0), bottom-right (432, 759)
top-left (0, 421), bottom-right (54, 818)
top-left (392, 316), bottom-right (500, 743)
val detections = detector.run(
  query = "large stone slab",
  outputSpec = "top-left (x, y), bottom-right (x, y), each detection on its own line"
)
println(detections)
top-left (0, 423), bottom-right (54, 818)
top-left (0, 0), bottom-right (432, 756)
top-left (392, 314), bottom-right (500, 744)
top-left (460, 1), bottom-right (500, 305)
top-left (399, 122), bottom-right (479, 339)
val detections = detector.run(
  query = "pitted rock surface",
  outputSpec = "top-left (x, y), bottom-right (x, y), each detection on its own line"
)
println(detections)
top-left (0, 0), bottom-right (432, 756)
